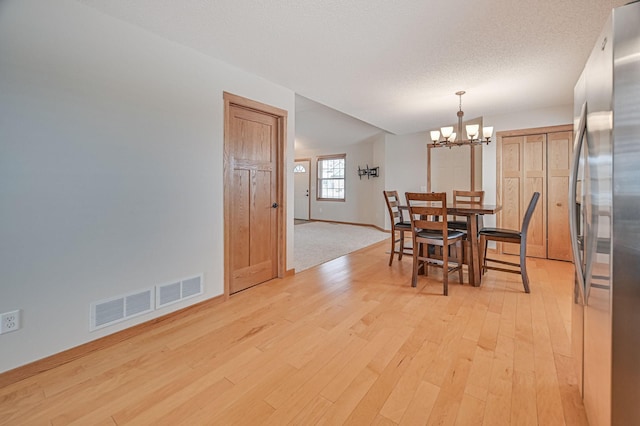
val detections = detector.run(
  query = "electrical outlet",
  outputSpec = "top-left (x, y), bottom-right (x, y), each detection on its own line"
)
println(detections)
top-left (0, 310), bottom-right (21, 334)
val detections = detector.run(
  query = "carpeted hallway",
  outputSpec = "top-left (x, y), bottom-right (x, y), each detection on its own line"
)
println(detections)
top-left (294, 221), bottom-right (388, 272)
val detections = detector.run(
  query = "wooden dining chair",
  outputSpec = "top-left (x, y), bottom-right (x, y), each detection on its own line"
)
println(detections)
top-left (448, 190), bottom-right (485, 266)
top-left (405, 192), bottom-right (465, 295)
top-left (383, 190), bottom-right (412, 266)
top-left (478, 192), bottom-right (540, 293)
top-left (448, 190), bottom-right (485, 230)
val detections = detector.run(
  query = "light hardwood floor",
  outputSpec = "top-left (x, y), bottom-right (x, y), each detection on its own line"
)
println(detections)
top-left (0, 241), bottom-right (587, 425)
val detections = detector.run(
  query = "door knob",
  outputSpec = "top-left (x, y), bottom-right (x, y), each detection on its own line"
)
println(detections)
top-left (272, 202), bottom-right (279, 208)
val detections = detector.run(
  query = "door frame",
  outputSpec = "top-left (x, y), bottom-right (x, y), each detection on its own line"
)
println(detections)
top-left (223, 92), bottom-right (287, 297)
top-left (294, 158), bottom-right (311, 220)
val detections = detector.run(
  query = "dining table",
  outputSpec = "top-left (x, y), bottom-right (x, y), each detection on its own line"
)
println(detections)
top-left (401, 201), bottom-right (501, 287)
top-left (447, 202), bottom-right (501, 287)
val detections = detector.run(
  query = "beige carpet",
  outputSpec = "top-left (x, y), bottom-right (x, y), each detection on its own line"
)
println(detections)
top-left (294, 221), bottom-right (388, 272)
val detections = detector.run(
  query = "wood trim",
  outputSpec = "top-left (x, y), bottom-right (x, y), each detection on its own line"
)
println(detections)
top-left (223, 92), bottom-right (288, 117)
top-left (284, 268), bottom-right (295, 277)
top-left (497, 124), bottom-right (572, 138)
top-left (0, 295), bottom-right (225, 388)
top-left (278, 112), bottom-right (288, 280)
top-left (223, 96), bottom-right (232, 297)
top-left (470, 145), bottom-right (476, 190)
top-left (223, 92), bottom-right (288, 296)
top-left (427, 144), bottom-right (432, 192)
top-left (496, 131), bottom-right (504, 232)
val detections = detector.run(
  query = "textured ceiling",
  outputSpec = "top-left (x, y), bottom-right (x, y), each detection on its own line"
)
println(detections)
top-left (79, 0), bottom-right (626, 136)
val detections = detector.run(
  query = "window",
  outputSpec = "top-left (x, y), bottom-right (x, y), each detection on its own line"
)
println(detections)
top-left (317, 154), bottom-right (346, 201)
top-left (293, 164), bottom-right (306, 173)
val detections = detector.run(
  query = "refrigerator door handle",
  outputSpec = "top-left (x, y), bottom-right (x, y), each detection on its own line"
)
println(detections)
top-left (569, 102), bottom-right (587, 305)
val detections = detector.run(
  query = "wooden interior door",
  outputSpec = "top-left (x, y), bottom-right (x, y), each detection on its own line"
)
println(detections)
top-left (547, 131), bottom-right (573, 261)
top-left (501, 136), bottom-right (523, 255)
top-left (501, 134), bottom-right (547, 258)
top-left (523, 134), bottom-right (547, 258)
top-left (225, 95), bottom-right (283, 294)
top-left (498, 124), bottom-right (572, 261)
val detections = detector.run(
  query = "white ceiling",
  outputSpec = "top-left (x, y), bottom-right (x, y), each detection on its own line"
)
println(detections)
top-left (79, 0), bottom-right (626, 142)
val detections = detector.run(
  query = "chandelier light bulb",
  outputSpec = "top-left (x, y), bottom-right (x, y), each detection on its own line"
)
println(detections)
top-left (466, 124), bottom-right (479, 139)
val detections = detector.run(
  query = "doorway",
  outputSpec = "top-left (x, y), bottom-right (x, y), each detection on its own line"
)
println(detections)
top-left (223, 92), bottom-right (287, 295)
top-left (294, 159), bottom-right (310, 221)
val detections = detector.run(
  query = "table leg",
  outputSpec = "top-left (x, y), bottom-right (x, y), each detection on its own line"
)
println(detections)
top-left (468, 214), bottom-right (481, 287)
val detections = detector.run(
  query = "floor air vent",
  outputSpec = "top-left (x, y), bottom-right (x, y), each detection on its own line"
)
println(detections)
top-left (90, 288), bottom-right (154, 331)
top-left (156, 274), bottom-right (203, 309)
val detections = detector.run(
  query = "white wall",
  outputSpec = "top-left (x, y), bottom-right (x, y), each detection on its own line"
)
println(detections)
top-left (294, 130), bottom-right (428, 232)
top-left (0, 0), bottom-right (295, 373)
top-left (295, 133), bottom-right (385, 225)
top-left (371, 135), bottom-right (387, 229)
top-left (381, 132), bottom-right (429, 230)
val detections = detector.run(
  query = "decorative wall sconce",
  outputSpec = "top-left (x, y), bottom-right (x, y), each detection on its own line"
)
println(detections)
top-left (358, 165), bottom-right (379, 179)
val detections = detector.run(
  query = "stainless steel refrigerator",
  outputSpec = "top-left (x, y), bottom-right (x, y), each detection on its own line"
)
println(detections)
top-left (570, 2), bottom-right (640, 425)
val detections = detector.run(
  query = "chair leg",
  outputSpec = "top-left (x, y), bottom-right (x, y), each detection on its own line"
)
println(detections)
top-left (479, 234), bottom-right (487, 273)
top-left (424, 245), bottom-right (430, 276)
top-left (462, 240), bottom-right (469, 266)
top-left (520, 241), bottom-right (530, 293)
top-left (411, 240), bottom-right (419, 288)
top-left (398, 230), bottom-right (404, 261)
top-left (388, 230), bottom-right (395, 266)
top-left (457, 241), bottom-right (463, 284)
top-left (442, 243), bottom-right (448, 296)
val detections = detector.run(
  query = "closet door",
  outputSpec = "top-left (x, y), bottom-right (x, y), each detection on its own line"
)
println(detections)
top-left (499, 125), bottom-right (573, 261)
top-left (547, 131), bottom-right (573, 261)
top-left (500, 134), bottom-right (547, 258)
top-left (523, 134), bottom-right (547, 258)
top-left (501, 136), bottom-right (524, 256)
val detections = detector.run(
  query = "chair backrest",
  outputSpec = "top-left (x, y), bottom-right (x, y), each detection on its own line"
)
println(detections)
top-left (521, 192), bottom-right (541, 235)
top-left (453, 190), bottom-right (484, 205)
top-left (383, 190), bottom-right (406, 225)
top-left (405, 192), bottom-right (448, 235)
top-left (452, 190), bottom-right (484, 220)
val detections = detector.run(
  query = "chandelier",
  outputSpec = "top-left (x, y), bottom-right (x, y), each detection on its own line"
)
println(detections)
top-left (430, 91), bottom-right (493, 147)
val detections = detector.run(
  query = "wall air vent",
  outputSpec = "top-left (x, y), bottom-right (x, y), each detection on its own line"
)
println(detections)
top-left (125, 289), bottom-right (153, 317)
top-left (93, 298), bottom-right (124, 329)
top-left (181, 275), bottom-right (203, 299)
top-left (90, 288), bottom-right (154, 331)
top-left (156, 274), bottom-right (203, 309)
top-left (157, 281), bottom-right (181, 308)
